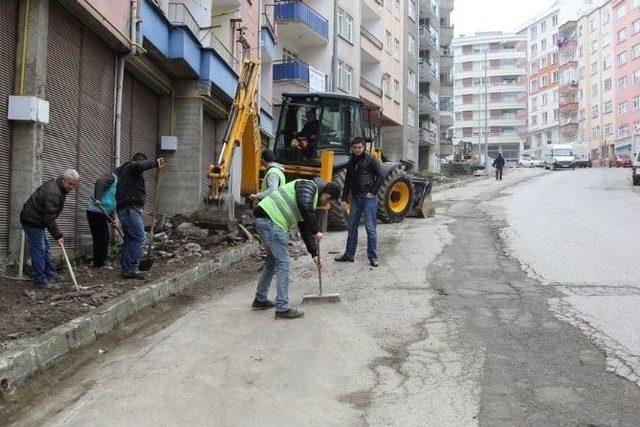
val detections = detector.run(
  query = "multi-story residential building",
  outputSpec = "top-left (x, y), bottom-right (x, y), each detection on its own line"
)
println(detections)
top-left (438, 0), bottom-right (455, 157)
top-left (612, 0), bottom-right (640, 156)
top-left (562, 1), bottom-right (615, 165)
top-left (418, 0), bottom-right (441, 171)
top-left (517, 0), bottom-right (591, 150)
top-left (451, 32), bottom-right (528, 162)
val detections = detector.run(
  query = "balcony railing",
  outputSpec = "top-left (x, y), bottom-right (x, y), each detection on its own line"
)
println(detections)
top-left (275, 0), bottom-right (329, 41)
top-left (168, 3), bottom-right (200, 40)
top-left (262, 12), bottom-right (277, 40)
top-left (361, 26), bottom-right (383, 50)
top-left (420, 128), bottom-right (437, 144)
top-left (209, 33), bottom-right (241, 71)
top-left (419, 25), bottom-right (439, 46)
top-left (273, 59), bottom-right (310, 84)
top-left (360, 77), bottom-right (383, 98)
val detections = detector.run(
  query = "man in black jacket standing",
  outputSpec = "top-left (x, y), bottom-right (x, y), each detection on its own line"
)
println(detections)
top-left (493, 153), bottom-right (505, 181)
top-left (20, 169), bottom-right (79, 288)
top-left (335, 138), bottom-right (384, 267)
top-left (115, 153), bottom-right (165, 279)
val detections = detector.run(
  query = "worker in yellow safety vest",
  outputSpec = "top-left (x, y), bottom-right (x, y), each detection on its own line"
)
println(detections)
top-left (251, 177), bottom-right (340, 319)
top-left (248, 149), bottom-right (286, 202)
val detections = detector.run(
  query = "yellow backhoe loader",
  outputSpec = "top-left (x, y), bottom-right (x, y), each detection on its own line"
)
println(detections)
top-left (194, 60), bottom-right (432, 230)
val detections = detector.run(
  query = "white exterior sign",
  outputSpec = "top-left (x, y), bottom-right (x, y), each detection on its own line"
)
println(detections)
top-left (309, 66), bottom-right (326, 93)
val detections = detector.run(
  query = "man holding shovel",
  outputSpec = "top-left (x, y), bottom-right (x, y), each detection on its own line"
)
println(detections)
top-left (86, 171), bottom-right (120, 268)
top-left (115, 153), bottom-right (165, 280)
top-left (20, 169), bottom-right (80, 289)
top-left (251, 177), bottom-right (340, 319)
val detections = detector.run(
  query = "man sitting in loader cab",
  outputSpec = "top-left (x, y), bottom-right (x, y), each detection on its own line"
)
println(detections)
top-left (294, 109), bottom-right (320, 160)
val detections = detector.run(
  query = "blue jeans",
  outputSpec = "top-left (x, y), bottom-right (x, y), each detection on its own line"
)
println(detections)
top-left (117, 208), bottom-right (146, 274)
top-left (254, 217), bottom-right (291, 312)
top-left (344, 195), bottom-right (378, 261)
top-left (22, 224), bottom-right (58, 285)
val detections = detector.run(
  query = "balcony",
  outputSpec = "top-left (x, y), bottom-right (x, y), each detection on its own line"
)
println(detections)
top-left (560, 121), bottom-right (579, 134)
top-left (559, 60), bottom-right (578, 71)
top-left (557, 38), bottom-right (577, 52)
top-left (361, 26), bottom-right (383, 50)
top-left (440, 25), bottom-right (453, 44)
top-left (275, 0), bottom-right (328, 46)
top-left (419, 25), bottom-right (439, 48)
top-left (420, 128), bottom-right (437, 144)
top-left (559, 101), bottom-right (578, 114)
top-left (168, 3), bottom-right (200, 39)
top-left (274, 59), bottom-right (310, 85)
top-left (560, 81), bottom-right (578, 94)
top-left (419, 94), bottom-right (438, 114)
top-left (360, 76), bottom-right (383, 98)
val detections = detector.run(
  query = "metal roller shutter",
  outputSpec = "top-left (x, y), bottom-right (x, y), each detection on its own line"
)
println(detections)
top-left (45, 1), bottom-right (115, 254)
top-left (121, 71), bottom-right (159, 214)
top-left (0, 0), bottom-right (18, 256)
top-left (201, 113), bottom-right (218, 198)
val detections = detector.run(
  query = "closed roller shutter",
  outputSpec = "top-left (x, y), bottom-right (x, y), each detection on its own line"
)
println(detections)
top-left (0, 0), bottom-right (18, 256)
top-left (121, 71), bottom-right (159, 214)
top-left (44, 1), bottom-right (115, 253)
top-left (202, 113), bottom-right (218, 198)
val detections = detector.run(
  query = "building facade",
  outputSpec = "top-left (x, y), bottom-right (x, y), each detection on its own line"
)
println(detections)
top-left (612, 0), bottom-right (640, 156)
top-left (451, 32), bottom-right (528, 162)
top-left (438, 0), bottom-right (455, 157)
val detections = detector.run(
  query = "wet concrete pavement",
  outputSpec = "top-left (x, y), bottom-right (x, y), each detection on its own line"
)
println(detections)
top-left (5, 167), bottom-right (640, 426)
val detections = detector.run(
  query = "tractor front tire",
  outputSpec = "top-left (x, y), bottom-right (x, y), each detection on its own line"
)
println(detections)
top-left (377, 168), bottom-right (415, 223)
top-left (327, 167), bottom-right (348, 231)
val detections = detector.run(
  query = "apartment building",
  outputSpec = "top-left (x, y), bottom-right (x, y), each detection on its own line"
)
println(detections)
top-left (439, 0), bottom-right (455, 157)
top-left (451, 32), bottom-right (528, 162)
top-left (517, 0), bottom-right (591, 150)
top-left (612, 0), bottom-right (640, 156)
top-left (418, 0), bottom-right (441, 170)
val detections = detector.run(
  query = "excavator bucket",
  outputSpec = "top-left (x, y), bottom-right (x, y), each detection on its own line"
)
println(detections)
top-left (192, 193), bottom-right (237, 231)
top-left (407, 177), bottom-right (434, 218)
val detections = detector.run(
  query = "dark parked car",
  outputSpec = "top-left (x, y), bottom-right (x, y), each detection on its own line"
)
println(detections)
top-left (609, 154), bottom-right (632, 168)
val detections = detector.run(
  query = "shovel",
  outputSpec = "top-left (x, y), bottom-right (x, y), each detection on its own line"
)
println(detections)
top-left (59, 240), bottom-right (80, 291)
top-left (139, 167), bottom-right (162, 271)
top-left (301, 241), bottom-right (340, 304)
top-left (91, 196), bottom-right (124, 238)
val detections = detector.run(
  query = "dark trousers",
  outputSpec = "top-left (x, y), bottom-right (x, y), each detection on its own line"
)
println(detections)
top-left (87, 210), bottom-right (110, 267)
top-left (495, 167), bottom-right (503, 180)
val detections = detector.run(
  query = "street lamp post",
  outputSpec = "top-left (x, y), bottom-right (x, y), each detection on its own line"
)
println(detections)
top-left (483, 48), bottom-right (489, 175)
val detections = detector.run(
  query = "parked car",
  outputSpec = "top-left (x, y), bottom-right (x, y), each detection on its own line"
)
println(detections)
top-left (632, 152), bottom-right (640, 185)
top-left (575, 155), bottom-right (593, 168)
top-left (609, 154), bottom-right (632, 168)
top-left (520, 155), bottom-right (544, 168)
top-left (531, 157), bottom-right (544, 168)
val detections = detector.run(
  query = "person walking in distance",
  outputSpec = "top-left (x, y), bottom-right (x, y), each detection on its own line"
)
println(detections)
top-left (115, 153), bottom-right (165, 279)
top-left (20, 169), bottom-right (80, 288)
top-left (248, 149), bottom-right (286, 202)
top-left (335, 137), bottom-right (384, 267)
top-left (493, 153), bottom-right (505, 181)
top-left (251, 178), bottom-right (341, 319)
top-left (85, 171), bottom-right (119, 268)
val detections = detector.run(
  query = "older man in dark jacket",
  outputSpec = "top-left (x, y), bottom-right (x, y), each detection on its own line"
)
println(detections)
top-left (20, 169), bottom-right (79, 288)
top-left (252, 177), bottom-right (340, 319)
top-left (335, 137), bottom-right (384, 267)
top-left (115, 153), bottom-right (165, 279)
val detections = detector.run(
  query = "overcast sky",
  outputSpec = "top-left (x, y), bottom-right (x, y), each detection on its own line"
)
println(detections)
top-left (450, 0), bottom-right (556, 37)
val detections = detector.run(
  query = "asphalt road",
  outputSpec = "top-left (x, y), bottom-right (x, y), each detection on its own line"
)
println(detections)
top-left (5, 167), bottom-right (640, 426)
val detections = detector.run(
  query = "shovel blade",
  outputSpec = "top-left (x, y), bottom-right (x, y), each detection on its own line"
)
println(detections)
top-left (138, 256), bottom-right (155, 271)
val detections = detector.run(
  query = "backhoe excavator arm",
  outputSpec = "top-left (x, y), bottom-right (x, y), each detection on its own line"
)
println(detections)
top-left (207, 60), bottom-right (262, 201)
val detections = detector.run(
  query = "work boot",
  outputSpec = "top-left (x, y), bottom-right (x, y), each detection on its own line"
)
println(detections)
top-left (334, 256), bottom-right (354, 262)
top-left (275, 308), bottom-right (304, 319)
top-left (121, 270), bottom-right (149, 280)
top-left (47, 273), bottom-right (63, 283)
top-left (369, 259), bottom-right (379, 267)
top-left (251, 298), bottom-right (276, 310)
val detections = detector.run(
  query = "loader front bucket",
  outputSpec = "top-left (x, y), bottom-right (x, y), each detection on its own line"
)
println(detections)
top-left (191, 194), bottom-right (237, 231)
top-left (407, 177), bottom-right (435, 218)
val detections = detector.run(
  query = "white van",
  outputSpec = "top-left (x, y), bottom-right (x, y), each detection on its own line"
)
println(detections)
top-left (543, 144), bottom-right (575, 170)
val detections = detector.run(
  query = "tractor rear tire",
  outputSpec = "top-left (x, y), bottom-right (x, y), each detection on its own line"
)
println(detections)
top-left (327, 167), bottom-right (348, 231)
top-left (377, 167), bottom-right (415, 223)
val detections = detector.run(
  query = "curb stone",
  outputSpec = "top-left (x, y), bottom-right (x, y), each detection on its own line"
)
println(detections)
top-left (0, 241), bottom-right (260, 392)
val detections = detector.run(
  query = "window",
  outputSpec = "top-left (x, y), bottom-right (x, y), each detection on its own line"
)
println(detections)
top-left (541, 57), bottom-right (547, 68)
top-left (408, 69), bottom-right (416, 92)
top-left (531, 115), bottom-right (538, 126)
top-left (592, 126), bottom-right (600, 138)
top-left (552, 52), bottom-right (559, 63)
top-left (603, 56), bottom-right (611, 69)
top-left (602, 33), bottom-right (611, 47)
top-left (531, 97), bottom-right (538, 111)
top-left (604, 78), bottom-right (612, 91)
top-left (634, 19), bottom-right (640, 34)
top-left (618, 51), bottom-right (628, 66)
top-left (634, 95), bottom-right (640, 109)
top-left (617, 4), bottom-right (627, 20)
top-left (282, 48), bottom-right (298, 61)
top-left (618, 28), bottom-right (627, 43)
top-left (531, 43), bottom-right (537, 56)
top-left (591, 61), bottom-right (598, 75)
top-left (619, 76), bottom-right (629, 91)
top-left (591, 39), bottom-right (598, 53)
top-left (407, 35), bottom-right (416, 57)
top-left (393, 0), bottom-right (400, 19)
top-left (408, 0), bottom-right (417, 21)
top-left (530, 26), bottom-right (537, 40)
top-left (542, 112), bottom-right (548, 123)
top-left (619, 124), bottom-right (630, 138)
top-left (634, 69), bottom-right (640, 84)
top-left (393, 79), bottom-right (400, 102)
top-left (619, 102), bottom-right (628, 115)
top-left (541, 39), bottom-right (547, 51)
top-left (337, 9), bottom-right (354, 43)
top-left (552, 71), bottom-right (559, 82)
top-left (603, 11), bottom-right (610, 24)
top-left (337, 60), bottom-right (353, 93)
top-left (592, 82), bottom-right (599, 95)
top-left (530, 61), bottom-right (539, 73)
top-left (552, 34), bottom-right (557, 45)
top-left (385, 0), bottom-right (392, 11)
top-left (552, 14), bottom-right (558, 26)
top-left (633, 44), bottom-right (640, 59)
top-left (591, 18), bottom-right (598, 31)
top-left (541, 75), bottom-right (548, 86)
top-left (385, 31), bottom-right (392, 53)
top-left (394, 38), bottom-right (400, 61)
top-left (592, 105), bottom-right (599, 118)
top-left (541, 94), bottom-right (548, 105)
top-left (407, 106), bottom-right (415, 127)
top-left (579, 46), bottom-right (584, 58)
top-left (541, 20), bottom-right (547, 32)
top-left (553, 109), bottom-right (558, 121)
top-left (604, 100), bottom-right (612, 113)
top-left (553, 89), bottom-right (559, 102)
top-left (604, 123), bottom-right (613, 135)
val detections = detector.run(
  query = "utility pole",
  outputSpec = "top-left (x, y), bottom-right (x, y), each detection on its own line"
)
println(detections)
top-left (484, 48), bottom-right (489, 175)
